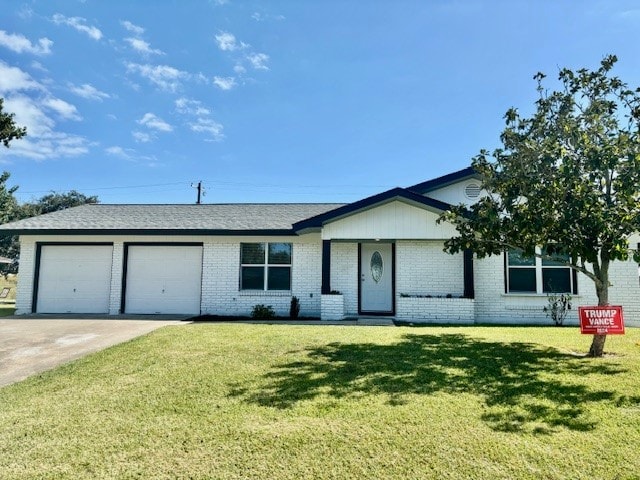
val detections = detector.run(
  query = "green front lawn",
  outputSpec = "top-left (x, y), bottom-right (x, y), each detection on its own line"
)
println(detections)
top-left (1, 324), bottom-right (639, 479)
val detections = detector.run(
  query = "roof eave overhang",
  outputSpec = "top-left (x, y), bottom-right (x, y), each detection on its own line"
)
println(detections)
top-left (1, 228), bottom-right (301, 237)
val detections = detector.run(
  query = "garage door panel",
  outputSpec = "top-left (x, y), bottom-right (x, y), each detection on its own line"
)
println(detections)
top-left (37, 245), bottom-right (113, 314)
top-left (125, 245), bottom-right (202, 315)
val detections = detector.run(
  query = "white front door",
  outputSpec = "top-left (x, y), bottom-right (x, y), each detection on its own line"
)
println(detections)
top-left (360, 243), bottom-right (393, 314)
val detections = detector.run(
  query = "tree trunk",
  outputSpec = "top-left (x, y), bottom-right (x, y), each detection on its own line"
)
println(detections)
top-left (588, 262), bottom-right (609, 357)
top-left (588, 334), bottom-right (607, 357)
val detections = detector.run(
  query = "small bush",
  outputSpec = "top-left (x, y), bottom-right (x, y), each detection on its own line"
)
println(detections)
top-left (289, 296), bottom-right (300, 319)
top-left (251, 304), bottom-right (276, 319)
top-left (543, 292), bottom-right (572, 326)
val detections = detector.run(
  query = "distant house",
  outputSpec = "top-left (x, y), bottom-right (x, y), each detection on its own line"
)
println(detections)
top-left (1, 167), bottom-right (638, 325)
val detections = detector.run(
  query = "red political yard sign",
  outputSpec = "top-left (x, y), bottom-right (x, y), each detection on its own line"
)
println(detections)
top-left (579, 306), bottom-right (625, 335)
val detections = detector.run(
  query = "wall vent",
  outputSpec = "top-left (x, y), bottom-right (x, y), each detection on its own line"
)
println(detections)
top-left (464, 183), bottom-right (481, 199)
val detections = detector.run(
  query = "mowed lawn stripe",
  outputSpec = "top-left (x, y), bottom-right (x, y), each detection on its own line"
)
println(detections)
top-left (0, 324), bottom-right (639, 479)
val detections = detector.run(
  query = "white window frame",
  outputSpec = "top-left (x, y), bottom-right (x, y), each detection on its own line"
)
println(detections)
top-left (505, 248), bottom-right (576, 294)
top-left (240, 242), bottom-right (292, 291)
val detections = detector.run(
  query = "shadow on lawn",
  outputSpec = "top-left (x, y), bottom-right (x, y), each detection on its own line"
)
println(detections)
top-left (229, 333), bottom-right (626, 433)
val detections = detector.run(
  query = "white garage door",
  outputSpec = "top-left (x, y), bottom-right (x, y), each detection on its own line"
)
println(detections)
top-left (124, 245), bottom-right (203, 314)
top-left (37, 245), bottom-right (113, 314)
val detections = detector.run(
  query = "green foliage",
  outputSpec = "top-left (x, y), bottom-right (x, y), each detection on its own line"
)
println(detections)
top-left (439, 55), bottom-right (640, 355)
top-left (251, 304), bottom-right (276, 319)
top-left (543, 292), bottom-right (572, 326)
top-left (0, 98), bottom-right (26, 148)
top-left (289, 296), bottom-right (300, 319)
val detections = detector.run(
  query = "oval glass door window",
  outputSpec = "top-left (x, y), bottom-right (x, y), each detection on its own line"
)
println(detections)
top-left (370, 251), bottom-right (383, 283)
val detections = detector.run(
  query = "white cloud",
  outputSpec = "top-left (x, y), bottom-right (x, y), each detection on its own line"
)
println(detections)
top-left (189, 118), bottom-right (224, 141)
top-left (233, 64), bottom-right (246, 75)
top-left (31, 61), bottom-right (48, 72)
top-left (105, 145), bottom-right (131, 158)
top-left (138, 112), bottom-right (173, 132)
top-left (0, 64), bottom-right (89, 160)
top-left (52, 14), bottom-right (102, 40)
top-left (211, 0), bottom-right (229, 5)
top-left (175, 97), bottom-right (211, 116)
top-left (251, 12), bottom-right (285, 22)
top-left (0, 30), bottom-right (53, 55)
top-left (213, 76), bottom-right (236, 90)
top-left (69, 83), bottom-right (110, 101)
top-left (125, 37), bottom-right (164, 55)
top-left (120, 20), bottom-right (144, 35)
top-left (246, 52), bottom-right (269, 70)
top-left (132, 131), bottom-right (152, 143)
top-left (0, 95), bottom-right (89, 160)
top-left (0, 61), bottom-right (42, 93)
top-left (126, 62), bottom-right (188, 91)
top-left (42, 97), bottom-right (82, 121)
top-left (3, 95), bottom-right (54, 137)
top-left (215, 31), bottom-right (247, 51)
top-left (175, 97), bottom-right (223, 141)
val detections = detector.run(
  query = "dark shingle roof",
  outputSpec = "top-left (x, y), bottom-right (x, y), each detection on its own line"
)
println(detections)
top-left (0, 203), bottom-right (346, 235)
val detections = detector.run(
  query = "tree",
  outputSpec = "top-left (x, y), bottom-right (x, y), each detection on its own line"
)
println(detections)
top-left (0, 98), bottom-right (27, 147)
top-left (0, 191), bottom-right (99, 274)
top-left (24, 190), bottom-right (99, 216)
top-left (439, 55), bottom-right (640, 357)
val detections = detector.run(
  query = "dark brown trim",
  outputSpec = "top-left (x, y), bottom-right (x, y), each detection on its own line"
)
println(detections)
top-left (357, 243), bottom-right (362, 313)
top-left (321, 240), bottom-right (331, 294)
top-left (503, 250), bottom-right (508, 294)
top-left (358, 242), bottom-right (395, 316)
top-left (32, 242), bottom-right (114, 314)
top-left (463, 249), bottom-right (475, 299)
top-left (572, 269), bottom-right (578, 295)
top-left (121, 242), bottom-right (204, 314)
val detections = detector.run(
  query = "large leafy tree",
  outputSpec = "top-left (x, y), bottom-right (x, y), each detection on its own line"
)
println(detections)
top-left (0, 191), bottom-right (99, 274)
top-left (0, 98), bottom-right (26, 147)
top-left (440, 55), bottom-right (640, 357)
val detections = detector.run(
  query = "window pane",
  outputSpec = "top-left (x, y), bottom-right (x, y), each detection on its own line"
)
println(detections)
top-left (542, 249), bottom-right (569, 266)
top-left (508, 268), bottom-right (536, 292)
top-left (241, 243), bottom-right (265, 264)
top-left (268, 243), bottom-right (292, 264)
top-left (543, 268), bottom-right (571, 293)
top-left (268, 267), bottom-right (291, 290)
top-left (241, 267), bottom-right (264, 289)
top-left (508, 249), bottom-right (535, 266)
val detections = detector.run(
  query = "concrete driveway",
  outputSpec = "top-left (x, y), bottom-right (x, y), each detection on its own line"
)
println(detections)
top-left (0, 317), bottom-right (186, 387)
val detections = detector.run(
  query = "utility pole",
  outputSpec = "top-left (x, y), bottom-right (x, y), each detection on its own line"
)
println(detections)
top-left (191, 181), bottom-right (204, 204)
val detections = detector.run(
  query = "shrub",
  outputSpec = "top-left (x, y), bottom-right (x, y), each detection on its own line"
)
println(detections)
top-left (543, 292), bottom-right (572, 326)
top-left (251, 304), bottom-right (276, 319)
top-left (289, 296), bottom-right (300, 319)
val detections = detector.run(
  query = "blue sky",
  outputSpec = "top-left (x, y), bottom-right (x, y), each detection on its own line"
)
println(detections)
top-left (1, 1), bottom-right (639, 204)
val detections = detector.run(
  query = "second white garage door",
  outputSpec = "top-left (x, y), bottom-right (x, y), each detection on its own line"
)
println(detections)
top-left (124, 245), bottom-right (203, 315)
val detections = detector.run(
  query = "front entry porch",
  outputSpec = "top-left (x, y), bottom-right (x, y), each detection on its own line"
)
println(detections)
top-left (320, 239), bottom-right (475, 323)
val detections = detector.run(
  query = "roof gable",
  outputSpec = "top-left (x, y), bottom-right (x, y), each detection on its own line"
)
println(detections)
top-left (292, 187), bottom-right (451, 233)
top-left (406, 166), bottom-right (479, 194)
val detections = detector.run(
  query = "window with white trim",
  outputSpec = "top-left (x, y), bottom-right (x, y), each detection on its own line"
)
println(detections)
top-left (506, 248), bottom-right (576, 294)
top-left (240, 243), bottom-right (292, 291)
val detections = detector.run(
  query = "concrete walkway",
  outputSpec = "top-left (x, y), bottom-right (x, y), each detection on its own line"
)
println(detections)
top-left (0, 318), bottom-right (185, 387)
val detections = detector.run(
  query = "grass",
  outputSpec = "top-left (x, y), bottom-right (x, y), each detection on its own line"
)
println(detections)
top-left (1, 324), bottom-right (639, 479)
top-left (0, 275), bottom-right (16, 316)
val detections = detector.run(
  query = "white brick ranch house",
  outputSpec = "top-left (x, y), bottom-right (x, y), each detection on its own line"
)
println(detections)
top-left (2, 167), bottom-right (639, 325)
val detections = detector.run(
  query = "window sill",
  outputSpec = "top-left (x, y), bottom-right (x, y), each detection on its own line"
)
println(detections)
top-left (239, 290), bottom-right (292, 297)
top-left (502, 293), bottom-right (581, 298)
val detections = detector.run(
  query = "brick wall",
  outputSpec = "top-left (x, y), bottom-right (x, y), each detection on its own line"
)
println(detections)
top-left (15, 237), bottom-right (35, 314)
top-left (396, 240), bottom-right (464, 297)
top-left (330, 243), bottom-right (358, 315)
